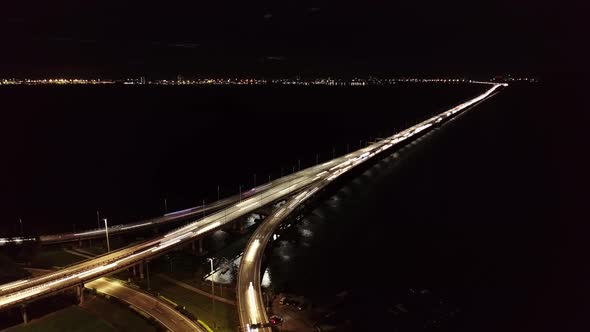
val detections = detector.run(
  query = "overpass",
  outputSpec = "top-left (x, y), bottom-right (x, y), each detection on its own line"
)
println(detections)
top-left (0, 82), bottom-right (505, 327)
top-left (236, 82), bottom-right (506, 331)
top-left (0, 182), bottom-right (276, 247)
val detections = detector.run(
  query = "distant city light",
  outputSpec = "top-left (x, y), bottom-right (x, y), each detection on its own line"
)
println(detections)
top-left (0, 76), bottom-right (537, 86)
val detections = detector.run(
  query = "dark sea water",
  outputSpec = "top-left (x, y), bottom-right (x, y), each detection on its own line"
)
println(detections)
top-left (0, 81), bottom-right (584, 331)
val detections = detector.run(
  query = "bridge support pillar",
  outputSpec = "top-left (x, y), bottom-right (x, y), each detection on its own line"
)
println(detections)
top-left (139, 261), bottom-right (144, 280)
top-left (192, 238), bottom-right (206, 256)
top-left (77, 284), bottom-right (85, 303)
top-left (146, 260), bottom-right (151, 290)
top-left (78, 238), bottom-right (82, 248)
top-left (20, 304), bottom-right (28, 324)
top-left (231, 220), bottom-right (245, 233)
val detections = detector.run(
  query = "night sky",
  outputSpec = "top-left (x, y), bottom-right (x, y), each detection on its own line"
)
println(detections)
top-left (0, 1), bottom-right (585, 77)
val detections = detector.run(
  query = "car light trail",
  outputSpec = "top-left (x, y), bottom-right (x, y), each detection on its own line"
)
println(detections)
top-left (274, 208), bottom-right (286, 218)
top-left (247, 282), bottom-right (260, 325)
top-left (239, 201), bottom-right (260, 211)
top-left (0, 280), bottom-right (30, 292)
top-left (244, 239), bottom-right (260, 263)
top-left (120, 222), bottom-right (153, 230)
top-left (195, 221), bottom-right (221, 235)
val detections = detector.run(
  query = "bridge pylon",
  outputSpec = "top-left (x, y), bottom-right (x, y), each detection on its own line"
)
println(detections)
top-left (20, 304), bottom-right (28, 324)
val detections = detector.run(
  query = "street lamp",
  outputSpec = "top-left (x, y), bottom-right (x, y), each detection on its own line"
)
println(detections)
top-left (207, 257), bottom-right (216, 326)
top-left (102, 218), bottom-right (110, 252)
top-left (19, 218), bottom-right (23, 237)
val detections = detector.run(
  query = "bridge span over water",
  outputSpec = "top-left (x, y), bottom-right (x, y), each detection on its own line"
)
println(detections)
top-left (0, 83), bottom-right (505, 330)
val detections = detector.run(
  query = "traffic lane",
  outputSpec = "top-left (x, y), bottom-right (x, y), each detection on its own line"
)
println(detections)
top-left (40, 175), bottom-right (278, 243)
top-left (238, 187), bottom-right (323, 331)
top-left (87, 278), bottom-right (204, 332)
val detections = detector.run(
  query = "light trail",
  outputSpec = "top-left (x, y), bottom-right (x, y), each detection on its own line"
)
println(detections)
top-left (244, 239), bottom-right (260, 263)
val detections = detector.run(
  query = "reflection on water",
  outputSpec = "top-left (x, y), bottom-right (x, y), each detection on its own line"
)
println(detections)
top-left (298, 223), bottom-right (314, 238)
top-left (261, 268), bottom-right (272, 288)
top-left (263, 128), bottom-right (464, 330)
top-left (206, 255), bottom-right (239, 284)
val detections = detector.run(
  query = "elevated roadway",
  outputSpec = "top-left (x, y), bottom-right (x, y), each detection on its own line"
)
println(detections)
top-left (0, 83), bottom-right (505, 325)
top-left (40, 184), bottom-right (274, 245)
top-left (1, 181), bottom-right (278, 246)
top-left (86, 278), bottom-right (206, 332)
top-left (236, 82), bottom-right (505, 331)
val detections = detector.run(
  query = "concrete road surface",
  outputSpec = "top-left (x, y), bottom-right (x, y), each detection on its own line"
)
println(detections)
top-left (86, 278), bottom-right (205, 332)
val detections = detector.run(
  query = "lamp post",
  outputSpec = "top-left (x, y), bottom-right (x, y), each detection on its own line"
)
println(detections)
top-left (19, 218), bottom-right (23, 237)
top-left (102, 218), bottom-right (110, 252)
top-left (207, 257), bottom-right (216, 326)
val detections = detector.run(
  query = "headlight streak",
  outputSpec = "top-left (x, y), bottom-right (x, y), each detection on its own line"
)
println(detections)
top-left (244, 239), bottom-right (260, 263)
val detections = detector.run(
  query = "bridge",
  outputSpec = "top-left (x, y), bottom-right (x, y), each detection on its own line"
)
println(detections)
top-left (0, 82), bottom-right (505, 329)
top-left (0, 182), bottom-right (273, 246)
top-left (236, 83), bottom-right (505, 331)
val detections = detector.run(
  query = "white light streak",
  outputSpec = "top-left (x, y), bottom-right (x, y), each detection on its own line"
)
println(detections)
top-left (244, 239), bottom-right (260, 263)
